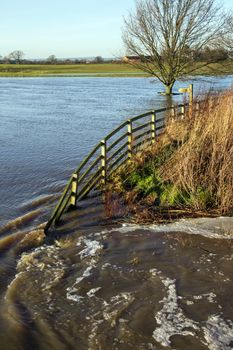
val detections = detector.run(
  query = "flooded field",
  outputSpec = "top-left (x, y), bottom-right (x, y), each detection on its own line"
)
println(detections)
top-left (0, 77), bottom-right (233, 349)
top-left (1, 76), bottom-right (233, 232)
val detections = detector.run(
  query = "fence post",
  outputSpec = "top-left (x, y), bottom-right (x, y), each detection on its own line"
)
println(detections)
top-left (171, 105), bottom-right (175, 119)
top-left (181, 104), bottom-right (185, 119)
top-left (189, 84), bottom-right (193, 105)
top-left (101, 139), bottom-right (106, 187)
top-left (189, 84), bottom-right (193, 118)
top-left (70, 173), bottom-right (78, 207)
top-left (151, 112), bottom-right (156, 144)
top-left (127, 119), bottom-right (132, 159)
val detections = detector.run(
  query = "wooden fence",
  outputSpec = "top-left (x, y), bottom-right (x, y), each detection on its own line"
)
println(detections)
top-left (44, 103), bottom-right (188, 233)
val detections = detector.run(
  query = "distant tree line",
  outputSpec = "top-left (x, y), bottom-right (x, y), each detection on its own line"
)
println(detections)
top-left (1, 47), bottom-right (232, 66)
top-left (0, 52), bottom-right (115, 65)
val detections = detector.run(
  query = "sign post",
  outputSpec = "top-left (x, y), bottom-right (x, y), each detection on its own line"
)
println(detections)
top-left (179, 84), bottom-right (193, 105)
top-left (179, 84), bottom-right (194, 117)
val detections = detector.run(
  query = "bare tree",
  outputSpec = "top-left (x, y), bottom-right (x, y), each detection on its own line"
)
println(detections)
top-left (220, 15), bottom-right (233, 52)
top-left (9, 50), bottom-right (25, 64)
top-left (123, 0), bottom-right (230, 94)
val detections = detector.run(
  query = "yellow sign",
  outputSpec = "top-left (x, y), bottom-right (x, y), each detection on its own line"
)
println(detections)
top-left (179, 87), bottom-right (190, 93)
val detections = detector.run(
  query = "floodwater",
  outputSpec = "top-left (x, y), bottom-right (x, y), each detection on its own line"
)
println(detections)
top-left (1, 75), bottom-right (233, 231)
top-left (0, 76), bottom-right (233, 349)
top-left (1, 217), bottom-right (233, 350)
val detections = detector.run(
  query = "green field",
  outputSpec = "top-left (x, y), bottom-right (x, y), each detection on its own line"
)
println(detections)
top-left (0, 63), bottom-right (144, 77)
top-left (0, 61), bottom-right (233, 77)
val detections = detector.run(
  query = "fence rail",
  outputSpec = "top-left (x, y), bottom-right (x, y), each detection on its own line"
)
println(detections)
top-left (44, 102), bottom-right (188, 233)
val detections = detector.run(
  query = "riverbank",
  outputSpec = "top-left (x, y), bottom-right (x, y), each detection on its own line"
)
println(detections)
top-left (1, 61), bottom-right (233, 77)
top-left (106, 90), bottom-right (233, 224)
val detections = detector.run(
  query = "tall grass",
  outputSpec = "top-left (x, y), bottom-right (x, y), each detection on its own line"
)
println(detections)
top-left (161, 90), bottom-right (233, 213)
top-left (109, 90), bottom-right (233, 217)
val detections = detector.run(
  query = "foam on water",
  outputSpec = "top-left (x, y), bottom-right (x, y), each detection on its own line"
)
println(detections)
top-left (150, 268), bottom-right (233, 349)
top-left (151, 269), bottom-right (199, 347)
top-left (86, 287), bottom-right (102, 298)
top-left (78, 239), bottom-right (103, 260)
top-left (96, 217), bottom-right (233, 240)
top-left (66, 266), bottom-right (94, 302)
top-left (149, 217), bottom-right (233, 239)
top-left (66, 238), bottom-right (104, 302)
top-left (203, 315), bottom-right (233, 350)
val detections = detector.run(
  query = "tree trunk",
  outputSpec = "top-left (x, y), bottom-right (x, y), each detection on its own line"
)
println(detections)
top-left (165, 84), bottom-right (174, 95)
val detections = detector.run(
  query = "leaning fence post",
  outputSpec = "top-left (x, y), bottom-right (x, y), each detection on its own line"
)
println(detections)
top-left (151, 112), bottom-right (156, 144)
top-left (127, 119), bottom-right (133, 159)
top-left (101, 139), bottom-right (106, 187)
top-left (70, 173), bottom-right (78, 207)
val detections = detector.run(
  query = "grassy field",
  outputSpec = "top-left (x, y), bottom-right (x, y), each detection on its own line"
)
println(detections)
top-left (0, 63), bottom-right (144, 77)
top-left (0, 61), bottom-right (233, 77)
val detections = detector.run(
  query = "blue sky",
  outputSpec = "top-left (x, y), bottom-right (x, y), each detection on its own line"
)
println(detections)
top-left (0, 0), bottom-right (232, 59)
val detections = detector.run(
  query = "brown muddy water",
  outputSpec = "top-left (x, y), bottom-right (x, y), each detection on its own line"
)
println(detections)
top-left (0, 215), bottom-right (233, 350)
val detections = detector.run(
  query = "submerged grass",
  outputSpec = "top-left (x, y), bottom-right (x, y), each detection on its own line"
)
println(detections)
top-left (107, 90), bottom-right (233, 222)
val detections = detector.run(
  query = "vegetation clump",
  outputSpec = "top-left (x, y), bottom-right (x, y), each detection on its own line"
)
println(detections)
top-left (107, 90), bottom-right (233, 222)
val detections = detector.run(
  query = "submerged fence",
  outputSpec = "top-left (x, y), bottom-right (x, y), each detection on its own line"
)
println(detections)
top-left (44, 102), bottom-right (188, 233)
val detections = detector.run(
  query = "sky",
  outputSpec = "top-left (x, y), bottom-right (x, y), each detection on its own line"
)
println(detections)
top-left (0, 0), bottom-right (232, 59)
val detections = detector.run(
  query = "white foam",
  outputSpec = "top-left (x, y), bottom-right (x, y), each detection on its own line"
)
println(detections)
top-left (192, 292), bottom-right (217, 304)
top-left (151, 268), bottom-right (233, 348)
top-left (66, 266), bottom-right (93, 303)
top-left (103, 292), bottom-right (134, 327)
top-left (79, 239), bottom-right (103, 260)
top-left (67, 238), bottom-right (104, 302)
top-left (99, 217), bottom-right (233, 240)
top-left (203, 315), bottom-right (233, 350)
top-left (149, 217), bottom-right (233, 239)
top-left (87, 287), bottom-right (102, 298)
top-left (152, 270), bottom-right (199, 347)
top-left (102, 263), bottom-right (111, 269)
top-left (66, 293), bottom-right (84, 303)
